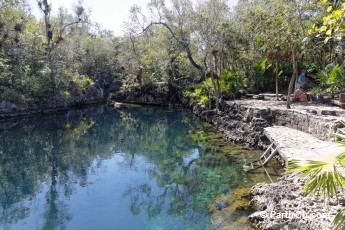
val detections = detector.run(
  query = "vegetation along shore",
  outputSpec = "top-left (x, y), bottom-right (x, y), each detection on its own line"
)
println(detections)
top-left (1, 0), bottom-right (344, 229)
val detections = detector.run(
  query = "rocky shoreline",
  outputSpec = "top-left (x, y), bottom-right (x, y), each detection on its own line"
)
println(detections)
top-left (0, 85), bottom-right (107, 120)
top-left (192, 99), bottom-right (345, 230)
top-left (2, 84), bottom-right (345, 229)
top-left (248, 174), bottom-right (344, 230)
top-left (193, 99), bottom-right (342, 149)
top-left (0, 81), bottom-right (177, 120)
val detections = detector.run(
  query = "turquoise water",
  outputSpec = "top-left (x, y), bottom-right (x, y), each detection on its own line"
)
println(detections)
top-left (0, 106), bottom-right (272, 230)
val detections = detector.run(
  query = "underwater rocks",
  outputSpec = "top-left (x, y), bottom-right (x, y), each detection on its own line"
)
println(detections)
top-left (210, 187), bottom-right (256, 230)
top-left (214, 200), bottom-right (228, 210)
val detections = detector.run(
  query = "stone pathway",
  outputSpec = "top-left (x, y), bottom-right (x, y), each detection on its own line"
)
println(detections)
top-left (223, 99), bottom-right (343, 142)
top-left (219, 100), bottom-right (345, 230)
top-left (264, 126), bottom-right (345, 164)
top-left (227, 99), bottom-right (345, 116)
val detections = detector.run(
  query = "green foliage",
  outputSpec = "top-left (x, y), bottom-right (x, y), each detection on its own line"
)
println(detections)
top-left (317, 65), bottom-right (345, 93)
top-left (70, 74), bottom-right (94, 92)
top-left (250, 58), bottom-right (273, 91)
top-left (0, 0), bottom-right (343, 106)
top-left (200, 96), bottom-right (209, 107)
top-left (334, 208), bottom-right (345, 230)
top-left (0, 1), bottom-right (120, 104)
top-left (183, 78), bottom-right (213, 106)
top-left (219, 69), bottom-right (246, 93)
top-left (62, 91), bottom-right (70, 98)
top-left (309, 1), bottom-right (345, 43)
top-left (0, 87), bottom-right (27, 103)
top-left (288, 158), bottom-right (345, 197)
top-left (287, 122), bottom-right (345, 228)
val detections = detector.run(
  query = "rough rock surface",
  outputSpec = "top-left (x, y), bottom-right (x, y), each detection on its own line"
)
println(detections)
top-left (0, 80), bottom-right (122, 119)
top-left (264, 126), bottom-right (345, 164)
top-left (193, 99), bottom-right (343, 149)
top-left (110, 82), bottom-right (181, 106)
top-left (193, 99), bottom-right (345, 229)
top-left (249, 175), bottom-right (345, 230)
top-left (230, 99), bottom-right (345, 141)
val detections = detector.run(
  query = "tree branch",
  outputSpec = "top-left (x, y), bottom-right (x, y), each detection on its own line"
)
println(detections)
top-left (141, 22), bottom-right (205, 78)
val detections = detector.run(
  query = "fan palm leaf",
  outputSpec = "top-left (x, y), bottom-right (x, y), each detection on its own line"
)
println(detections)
top-left (287, 126), bottom-right (345, 229)
top-left (287, 158), bottom-right (345, 197)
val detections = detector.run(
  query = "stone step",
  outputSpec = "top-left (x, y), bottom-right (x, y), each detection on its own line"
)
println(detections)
top-left (264, 126), bottom-right (345, 165)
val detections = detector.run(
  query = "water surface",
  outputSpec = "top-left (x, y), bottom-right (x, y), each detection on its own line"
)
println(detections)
top-left (0, 106), bottom-right (277, 230)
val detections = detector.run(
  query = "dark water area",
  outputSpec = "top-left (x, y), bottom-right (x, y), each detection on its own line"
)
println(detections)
top-left (0, 105), bottom-right (279, 230)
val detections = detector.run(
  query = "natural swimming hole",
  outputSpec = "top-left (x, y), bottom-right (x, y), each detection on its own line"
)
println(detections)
top-left (0, 105), bottom-right (277, 230)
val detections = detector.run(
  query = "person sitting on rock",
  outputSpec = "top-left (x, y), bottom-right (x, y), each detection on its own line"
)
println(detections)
top-left (294, 89), bottom-right (307, 102)
top-left (293, 71), bottom-right (307, 102)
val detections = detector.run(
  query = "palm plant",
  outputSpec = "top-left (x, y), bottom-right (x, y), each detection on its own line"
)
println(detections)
top-left (251, 58), bottom-right (272, 91)
top-left (288, 122), bottom-right (345, 229)
top-left (317, 65), bottom-right (345, 99)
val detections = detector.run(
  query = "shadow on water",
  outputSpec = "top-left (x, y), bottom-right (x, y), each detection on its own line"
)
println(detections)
top-left (0, 105), bottom-right (281, 230)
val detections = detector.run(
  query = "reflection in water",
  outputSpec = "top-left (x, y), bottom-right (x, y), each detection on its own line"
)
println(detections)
top-left (0, 106), bottom-right (271, 230)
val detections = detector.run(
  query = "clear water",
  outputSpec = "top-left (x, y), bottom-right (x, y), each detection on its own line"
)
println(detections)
top-left (0, 105), bottom-right (276, 230)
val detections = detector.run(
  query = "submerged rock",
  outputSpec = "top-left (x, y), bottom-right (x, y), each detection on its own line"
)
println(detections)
top-left (210, 186), bottom-right (257, 229)
top-left (214, 200), bottom-right (228, 210)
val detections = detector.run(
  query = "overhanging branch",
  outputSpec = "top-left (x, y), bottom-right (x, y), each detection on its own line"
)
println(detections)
top-left (141, 21), bottom-right (205, 77)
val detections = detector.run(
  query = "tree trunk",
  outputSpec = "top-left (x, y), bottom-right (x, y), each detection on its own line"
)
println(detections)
top-left (287, 50), bottom-right (298, 109)
top-left (144, 22), bottom-right (206, 81)
top-left (209, 54), bottom-right (219, 110)
top-left (287, 74), bottom-right (296, 109)
top-left (214, 53), bottom-right (221, 110)
top-left (275, 61), bottom-right (279, 100)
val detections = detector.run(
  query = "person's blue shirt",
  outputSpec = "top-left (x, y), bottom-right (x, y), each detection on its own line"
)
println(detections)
top-left (299, 74), bottom-right (305, 83)
top-left (296, 73), bottom-right (305, 89)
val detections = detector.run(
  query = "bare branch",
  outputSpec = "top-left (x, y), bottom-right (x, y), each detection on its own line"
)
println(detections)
top-left (141, 21), bottom-right (205, 76)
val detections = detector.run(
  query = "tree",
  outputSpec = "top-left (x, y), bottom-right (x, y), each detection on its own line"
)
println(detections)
top-left (126, 0), bottom-right (230, 110)
top-left (36, 0), bottom-right (90, 88)
top-left (241, 0), bottom-right (308, 108)
top-left (311, 0), bottom-right (345, 44)
top-left (37, 0), bottom-right (88, 58)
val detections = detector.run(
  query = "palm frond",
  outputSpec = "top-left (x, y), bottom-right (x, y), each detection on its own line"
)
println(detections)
top-left (334, 208), bottom-right (345, 230)
top-left (337, 151), bottom-right (345, 161)
top-left (287, 159), bottom-right (345, 197)
top-left (287, 160), bottom-right (330, 176)
top-left (336, 133), bottom-right (345, 142)
top-left (289, 120), bottom-right (345, 228)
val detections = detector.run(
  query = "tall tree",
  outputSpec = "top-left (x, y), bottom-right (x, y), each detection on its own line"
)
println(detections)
top-left (126, 0), bottom-right (229, 109)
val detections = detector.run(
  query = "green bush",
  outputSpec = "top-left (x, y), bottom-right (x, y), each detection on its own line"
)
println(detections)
top-left (219, 69), bottom-right (247, 94)
top-left (317, 65), bottom-right (345, 97)
top-left (0, 86), bottom-right (27, 104)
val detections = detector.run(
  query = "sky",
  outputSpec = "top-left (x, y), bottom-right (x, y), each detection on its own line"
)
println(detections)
top-left (27, 0), bottom-right (239, 36)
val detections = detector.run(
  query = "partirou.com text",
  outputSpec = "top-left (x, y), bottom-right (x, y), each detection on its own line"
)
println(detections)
top-left (260, 210), bottom-right (332, 220)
